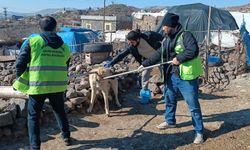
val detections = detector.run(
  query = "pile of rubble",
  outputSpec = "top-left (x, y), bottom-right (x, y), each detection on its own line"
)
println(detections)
top-left (199, 39), bottom-right (247, 92)
top-left (0, 98), bottom-right (27, 138)
top-left (0, 62), bottom-right (16, 86)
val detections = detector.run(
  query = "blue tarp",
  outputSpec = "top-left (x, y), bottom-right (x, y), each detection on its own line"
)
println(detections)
top-left (57, 31), bottom-right (89, 53)
top-left (240, 18), bottom-right (250, 66)
top-left (60, 27), bottom-right (92, 32)
top-left (20, 28), bottom-right (99, 53)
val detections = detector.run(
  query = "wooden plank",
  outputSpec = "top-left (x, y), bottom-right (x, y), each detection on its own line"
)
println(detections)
top-left (0, 56), bottom-right (16, 62)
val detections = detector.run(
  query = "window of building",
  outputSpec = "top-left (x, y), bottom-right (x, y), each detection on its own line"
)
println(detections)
top-left (105, 23), bottom-right (112, 31)
top-left (86, 23), bottom-right (91, 29)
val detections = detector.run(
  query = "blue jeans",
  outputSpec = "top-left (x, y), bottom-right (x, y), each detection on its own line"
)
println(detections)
top-left (164, 74), bottom-right (204, 134)
top-left (28, 92), bottom-right (70, 149)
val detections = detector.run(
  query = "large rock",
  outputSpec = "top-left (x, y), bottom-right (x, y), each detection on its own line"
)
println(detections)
top-left (79, 80), bottom-right (90, 89)
top-left (76, 91), bottom-right (84, 97)
top-left (4, 74), bottom-right (15, 84)
top-left (0, 128), bottom-right (3, 138)
top-left (10, 98), bottom-right (27, 118)
top-left (66, 89), bottom-right (78, 99)
top-left (0, 100), bottom-right (9, 113)
top-left (13, 118), bottom-right (27, 138)
top-left (69, 97), bottom-right (88, 105)
top-left (75, 64), bottom-right (85, 72)
top-left (64, 101), bottom-right (74, 113)
top-left (0, 112), bottom-right (14, 127)
top-left (2, 127), bottom-right (12, 137)
top-left (0, 76), bottom-right (4, 83)
top-left (1, 70), bottom-right (11, 76)
top-left (4, 103), bottom-right (17, 119)
top-left (68, 83), bottom-right (75, 90)
top-left (75, 84), bottom-right (85, 91)
top-left (81, 89), bottom-right (91, 98)
top-left (204, 121), bottom-right (224, 131)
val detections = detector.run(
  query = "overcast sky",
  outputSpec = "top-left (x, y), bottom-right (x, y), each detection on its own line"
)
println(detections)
top-left (0, 0), bottom-right (249, 13)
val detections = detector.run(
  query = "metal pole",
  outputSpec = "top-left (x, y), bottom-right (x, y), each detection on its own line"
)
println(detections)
top-left (103, 0), bottom-right (106, 41)
top-left (3, 7), bottom-right (7, 21)
top-left (103, 61), bottom-right (172, 79)
top-left (205, 6), bottom-right (212, 81)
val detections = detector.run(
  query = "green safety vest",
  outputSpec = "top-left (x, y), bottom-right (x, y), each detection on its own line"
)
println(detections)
top-left (13, 35), bottom-right (70, 95)
top-left (174, 32), bottom-right (203, 80)
top-left (161, 32), bottom-right (203, 81)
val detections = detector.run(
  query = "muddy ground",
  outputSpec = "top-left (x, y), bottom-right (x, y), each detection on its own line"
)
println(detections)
top-left (0, 72), bottom-right (250, 150)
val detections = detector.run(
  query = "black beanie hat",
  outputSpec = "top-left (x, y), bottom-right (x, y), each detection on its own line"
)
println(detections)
top-left (39, 16), bottom-right (57, 31)
top-left (163, 13), bottom-right (179, 27)
top-left (126, 29), bottom-right (141, 40)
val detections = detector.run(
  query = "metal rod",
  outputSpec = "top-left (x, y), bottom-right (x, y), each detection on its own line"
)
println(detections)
top-left (205, 5), bottom-right (212, 81)
top-left (103, 61), bottom-right (172, 79)
top-left (103, 0), bottom-right (106, 41)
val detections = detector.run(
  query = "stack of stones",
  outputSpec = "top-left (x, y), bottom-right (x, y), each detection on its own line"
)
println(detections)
top-left (199, 38), bottom-right (247, 92)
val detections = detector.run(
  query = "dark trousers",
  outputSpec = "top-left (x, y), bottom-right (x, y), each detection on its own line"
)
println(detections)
top-left (28, 92), bottom-right (70, 149)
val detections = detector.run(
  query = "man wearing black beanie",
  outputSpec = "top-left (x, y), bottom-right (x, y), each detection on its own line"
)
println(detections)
top-left (141, 13), bottom-right (205, 144)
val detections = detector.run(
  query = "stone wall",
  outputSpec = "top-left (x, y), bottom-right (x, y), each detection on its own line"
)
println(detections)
top-left (132, 15), bottom-right (163, 31)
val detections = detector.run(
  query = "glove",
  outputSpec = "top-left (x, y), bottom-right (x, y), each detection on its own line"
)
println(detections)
top-left (137, 65), bottom-right (145, 72)
top-left (104, 62), bottom-right (111, 68)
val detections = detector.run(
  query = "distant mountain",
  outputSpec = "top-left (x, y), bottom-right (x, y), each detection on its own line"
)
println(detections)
top-left (225, 3), bottom-right (250, 12)
top-left (88, 4), bottom-right (140, 16)
top-left (35, 8), bottom-right (78, 15)
top-left (0, 8), bottom-right (80, 18)
top-left (0, 11), bottom-right (33, 17)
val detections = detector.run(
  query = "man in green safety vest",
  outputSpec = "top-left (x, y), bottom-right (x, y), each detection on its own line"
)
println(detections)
top-left (139, 13), bottom-right (204, 144)
top-left (13, 16), bottom-right (71, 150)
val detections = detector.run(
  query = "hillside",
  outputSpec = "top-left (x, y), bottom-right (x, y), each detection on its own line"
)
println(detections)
top-left (87, 4), bottom-right (140, 16)
top-left (225, 3), bottom-right (250, 12)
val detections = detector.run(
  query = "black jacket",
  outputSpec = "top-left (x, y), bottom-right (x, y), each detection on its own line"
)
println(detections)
top-left (15, 32), bottom-right (69, 77)
top-left (109, 31), bottom-right (163, 66)
top-left (142, 24), bottom-right (199, 77)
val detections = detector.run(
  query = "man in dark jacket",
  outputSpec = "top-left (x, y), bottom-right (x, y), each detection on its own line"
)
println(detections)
top-left (14, 16), bottom-right (71, 150)
top-left (104, 29), bottom-right (163, 89)
top-left (140, 13), bottom-right (204, 144)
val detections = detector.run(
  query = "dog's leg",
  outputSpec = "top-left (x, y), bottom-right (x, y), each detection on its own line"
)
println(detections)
top-left (87, 86), bottom-right (97, 113)
top-left (111, 79), bottom-right (121, 107)
top-left (101, 89), bottom-right (110, 117)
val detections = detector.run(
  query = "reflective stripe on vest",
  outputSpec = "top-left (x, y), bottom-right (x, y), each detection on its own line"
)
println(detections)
top-left (175, 33), bottom-right (203, 80)
top-left (13, 35), bottom-right (70, 95)
top-left (18, 77), bottom-right (67, 86)
top-left (27, 66), bottom-right (68, 71)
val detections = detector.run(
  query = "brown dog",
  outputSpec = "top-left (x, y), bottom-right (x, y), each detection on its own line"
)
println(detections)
top-left (87, 67), bottom-right (121, 116)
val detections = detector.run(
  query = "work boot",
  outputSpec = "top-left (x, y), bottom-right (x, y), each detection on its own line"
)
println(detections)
top-left (193, 133), bottom-right (204, 144)
top-left (156, 122), bottom-right (176, 130)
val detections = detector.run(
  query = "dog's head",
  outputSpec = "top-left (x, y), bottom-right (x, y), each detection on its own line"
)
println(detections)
top-left (95, 67), bottom-right (113, 78)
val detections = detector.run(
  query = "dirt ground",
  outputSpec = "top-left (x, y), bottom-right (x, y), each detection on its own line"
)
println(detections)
top-left (0, 72), bottom-right (250, 150)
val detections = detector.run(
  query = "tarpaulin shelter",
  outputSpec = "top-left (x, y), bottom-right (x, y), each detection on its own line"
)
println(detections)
top-left (58, 27), bottom-right (99, 53)
top-left (155, 3), bottom-right (239, 43)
